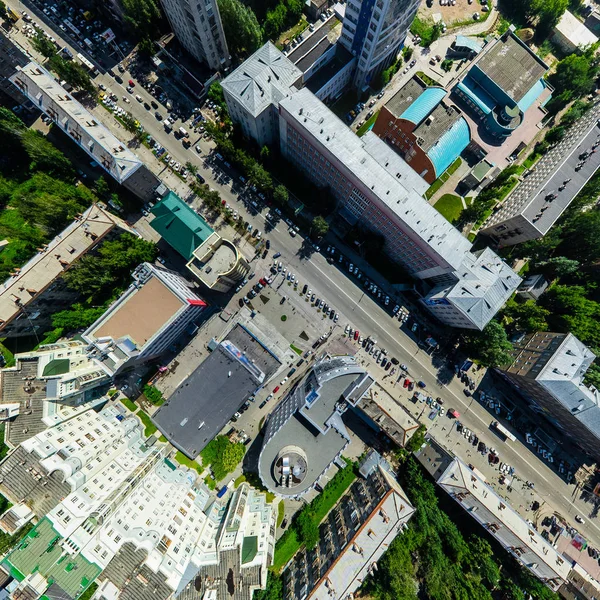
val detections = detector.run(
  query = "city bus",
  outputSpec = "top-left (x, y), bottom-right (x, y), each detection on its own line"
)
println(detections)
top-left (76, 53), bottom-right (96, 75)
top-left (490, 420), bottom-right (517, 442)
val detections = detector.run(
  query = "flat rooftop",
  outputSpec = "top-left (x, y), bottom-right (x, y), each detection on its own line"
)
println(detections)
top-left (288, 15), bottom-right (339, 65)
top-left (476, 32), bottom-right (548, 104)
top-left (384, 77), bottom-right (427, 118)
top-left (90, 275), bottom-right (185, 348)
top-left (0, 205), bottom-right (124, 332)
top-left (153, 325), bottom-right (281, 458)
top-left (279, 88), bottom-right (472, 272)
top-left (11, 62), bottom-right (142, 183)
top-left (304, 45), bottom-right (354, 95)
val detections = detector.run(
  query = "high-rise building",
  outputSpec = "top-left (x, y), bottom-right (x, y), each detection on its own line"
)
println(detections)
top-left (339, 0), bottom-right (420, 90)
top-left (497, 332), bottom-right (600, 460)
top-left (83, 263), bottom-right (207, 375)
top-left (158, 0), bottom-right (230, 70)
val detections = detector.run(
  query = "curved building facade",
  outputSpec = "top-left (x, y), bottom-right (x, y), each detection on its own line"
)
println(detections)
top-left (258, 356), bottom-right (374, 498)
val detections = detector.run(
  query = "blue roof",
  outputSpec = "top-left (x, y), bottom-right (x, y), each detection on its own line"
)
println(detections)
top-left (400, 88), bottom-right (447, 124)
top-left (427, 117), bottom-right (470, 177)
top-left (456, 78), bottom-right (496, 115)
top-left (517, 78), bottom-right (546, 112)
top-left (455, 35), bottom-right (483, 54)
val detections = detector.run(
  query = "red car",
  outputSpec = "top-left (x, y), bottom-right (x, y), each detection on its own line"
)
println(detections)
top-left (354, 330), bottom-right (360, 341)
top-left (128, 79), bottom-right (135, 87)
top-left (259, 278), bottom-right (268, 286)
top-left (273, 386), bottom-right (280, 394)
top-left (403, 378), bottom-right (411, 389)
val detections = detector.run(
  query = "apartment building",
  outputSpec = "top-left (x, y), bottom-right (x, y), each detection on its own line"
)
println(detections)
top-left (0, 204), bottom-right (133, 339)
top-left (259, 355), bottom-right (374, 499)
top-left (339, 0), bottom-right (420, 90)
top-left (221, 42), bottom-right (303, 147)
top-left (0, 405), bottom-right (275, 600)
top-left (159, 0), bottom-right (229, 70)
top-left (0, 30), bottom-right (30, 104)
top-left (497, 332), bottom-right (600, 460)
top-left (10, 62), bottom-right (160, 200)
top-left (83, 262), bottom-right (207, 375)
top-left (282, 451), bottom-right (415, 600)
top-left (1, 340), bottom-right (111, 449)
top-left (417, 439), bottom-right (571, 591)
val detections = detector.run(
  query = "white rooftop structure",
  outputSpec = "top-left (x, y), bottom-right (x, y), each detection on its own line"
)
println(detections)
top-left (221, 42), bottom-right (302, 118)
top-left (423, 247), bottom-right (522, 330)
top-left (279, 87), bottom-right (472, 274)
top-left (438, 458), bottom-right (570, 589)
top-left (553, 10), bottom-right (598, 51)
top-left (10, 62), bottom-right (143, 183)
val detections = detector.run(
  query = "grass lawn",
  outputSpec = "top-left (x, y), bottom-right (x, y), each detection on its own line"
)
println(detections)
top-left (0, 341), bottom-right (15, 368)
top-left (137, 410), bottom-right (157, 437)
top-left (120, 397), bottom-right (137, 413)
top-left (433, 194), bottom-right (464, 223)
top-left (290, 344), bottom-right (302, 356)
top-left (275, 17), bottom-right (308, 49)
top-left (272, 458), bottom-right (356, 571)
top-left (174, 451), bottom-right (203, 475)
top-left (356, 111), bottom-right (379, 137)
top-left (277, 501), bottom-right (285, 528)
top-left (425, 158), bottom-right (462, 200)
top-left (416, 70), bottom-right (441, 87)
top-left (523, 151), bottom-right (542, 169)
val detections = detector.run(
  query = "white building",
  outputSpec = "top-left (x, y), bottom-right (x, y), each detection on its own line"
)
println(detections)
top-left (221, 42), bottom-right (302, 147)
top-left (158, 0), bottom-right (229, 70)
top-left (422, 247), bottom-right (521, 330)
top-left (0, 405), bottom-right (275, 600)
top-left (83, 263), bottom-right (207, 375)
top-left (339, 0), bottom-right (421, 90)
top-left (10, 62), bottom-right (160, 201)
top-left (552, 10), bottom-right (598, 53)
top-left (436, 457), bottom-right (570, 590)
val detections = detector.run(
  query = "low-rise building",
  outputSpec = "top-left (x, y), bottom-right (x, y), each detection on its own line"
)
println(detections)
top-left (372, 76), bottom-right (471, 184)
top-left (0, 404), bottom-right (275, 600)
top-left (154, 323), bottom-right (281, 458)
top-left (417, 438), bottom-right (571, 591)
top-left (150, 191), bottom-right (249, 292)
top-left (552, 10), bottom-right (598, 53)
top-left (447, 34), bottom-right (484, 59)
top-left (282, 450), bottom-right (415, 600)
top-left (10, 61), bottom-right (160, 200)
top-left (1, 340), bottom-right (111, 448)
top-left (0, 204), bottom-right (134, 338)
top-left (497, 331), bottom-right (600, 460)
top-left (83, 262), bottom-right (207, 375)
top-left (480, 102), bottom-right (600, 246)
top-left (517, 273), bottom-right (548, 301)
top-left (258, 355), bottom-right (374, 498)
top-left (453, 30), bottom-right (551, 140)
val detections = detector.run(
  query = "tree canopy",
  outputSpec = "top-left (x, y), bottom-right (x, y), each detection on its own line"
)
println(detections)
top-left (218, 0), bottom-right (263, 57)
top-left (311, 216), bottom-right (329, 238)
top-left (461, 321), bottom-right (514, 367)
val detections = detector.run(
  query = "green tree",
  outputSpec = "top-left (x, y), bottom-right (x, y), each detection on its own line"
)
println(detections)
top-left (51, 304), bottom-right (105, 330)
top-left (311, 215), bottom-right (329, 238)
top-left (539, 256), bottom-right (580, 277)
top-left (502, 299), bottom-right (550, 332)
top-left (441, 59), bottom-right (453, 72)
top-left (253, 572), bottom-right (283, 600)
top-left (461, 320), bottom-right (513, 367)
top-left (549, 51), bottom-right (599, 99)
top-left (558, 210), bottom-right (600, 264)
top-left (273, 184), bottom-right (289, 206)
top-left (121, 0), bottom-right (161, 39)
top-left (263, 3), bottom-right (287, 40)
top-left (185, 161), bottom-right (198, 175)
top-left (469, 536), bottom-right (501, 587)
top-left (93, 176), bottom-right (111, 200)
top-left (218, 0), bottom-right (262, 56)
top-left (221, 442), bottom-right (245, 473)
top-left (296, 507), bottom-right (319, 549)
top-left (31, 30), bottom-right (58, 59)
top-left (530, 0), bottom-right (568, 34)
top-left (208, 81), bottom-right (228, 113)
top-left (21, 130), bottom-right (74, 179)
top-left (48, 55), bottom-right (95, 95)
top-left (248, 161), bottom-right (272, 191)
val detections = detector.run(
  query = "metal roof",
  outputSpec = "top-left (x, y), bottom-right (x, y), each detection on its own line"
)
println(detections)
top-left (455, 35), bottom-right (483, 54)
top-left (221, 42), bottom-right (302, 118)
top-left (517, 78), bottom-right (547, 112)
top-left (400, 87), bottom-right (447, 124)
top-left (427, 117), bottom-right (470, 177)
top-left (150, 191), bottom-right (214, 260)
top-left (456, 79), bottom-right (495, 115)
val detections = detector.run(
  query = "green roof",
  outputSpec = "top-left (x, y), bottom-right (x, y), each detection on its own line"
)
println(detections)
top-left (241, 535), bottom-right (258, 564)
top-left (42, 359), bottom-right (70, 377)
top-left (150, 192), bottom-right (214, 260)
top-left (2, 518), bottom-right (102, 599)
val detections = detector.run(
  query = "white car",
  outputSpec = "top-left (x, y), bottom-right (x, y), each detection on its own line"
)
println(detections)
top-left (575, 515), bottom-right (585, 524)
top-left (345, 324), bottom-right (350, 334)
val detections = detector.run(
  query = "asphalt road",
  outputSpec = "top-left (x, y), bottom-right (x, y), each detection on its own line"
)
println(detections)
top-left (7, 8), bottom-right (600, 549)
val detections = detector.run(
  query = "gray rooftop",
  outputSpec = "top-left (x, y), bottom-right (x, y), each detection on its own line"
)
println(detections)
top-left (384, 77), bottom-right (427, 118)
top-left (258, 356), bottom-right (372, 497)
top-left (477, 31), bottom-right (548, 103)
top-left (415, 102), bottom-right (464, 153)
top-left (484, 102), bottom-right (600, 236)
top-left (287, 15), bottom-right (339, 65)
top-left (153, 326), bottom-right (281, 458)
top-left (425, 247), bottom-right (521, 330)
top-left (221, 42), bottom-right (302, 118)
top-left (279, 88), bottom-right (472, 272)
top-left (304, 45), bottom-right (354, 95)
